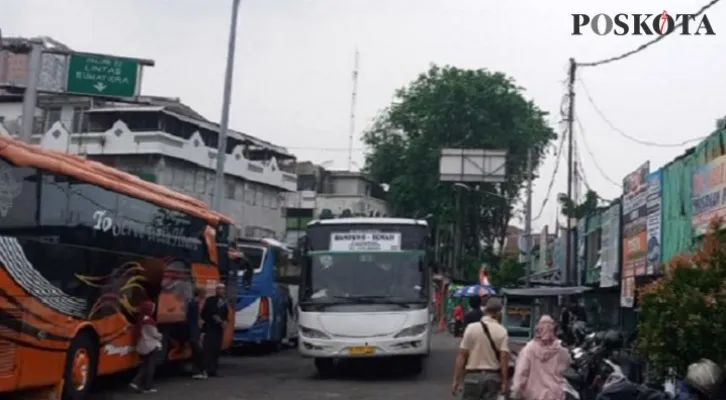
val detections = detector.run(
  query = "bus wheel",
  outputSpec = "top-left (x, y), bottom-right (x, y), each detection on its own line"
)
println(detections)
top-left (62, 331), bottom-right (98, 400)
top-left (409, 355), bottom-right (425, 376)
top-left (314, 358), bottom-right (335, 378)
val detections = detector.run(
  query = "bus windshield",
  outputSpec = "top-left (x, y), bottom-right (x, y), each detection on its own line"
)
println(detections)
top-left (303, 250), bottom-right (426, 303)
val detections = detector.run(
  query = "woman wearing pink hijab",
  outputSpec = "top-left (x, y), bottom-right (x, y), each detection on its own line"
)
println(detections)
top-left (511, 315), bottom-right (571, 400)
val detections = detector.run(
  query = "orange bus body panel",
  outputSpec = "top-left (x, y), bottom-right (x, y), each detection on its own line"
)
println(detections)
top-left (0, 136), bottom-right (236, 395)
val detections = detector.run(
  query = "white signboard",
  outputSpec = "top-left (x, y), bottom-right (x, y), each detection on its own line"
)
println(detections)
top-left (329, 232), bottom-right (401, 252)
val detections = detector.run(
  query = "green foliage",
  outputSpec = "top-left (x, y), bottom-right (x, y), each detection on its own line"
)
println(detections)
top-left (558, 190), bottom-right (600, 219)
top-left (363, 65), bottom-right (556, 262)
top-left (489, 257), bottom-right (526, 288)
top-left (637, 224), bottom-right (726, 378)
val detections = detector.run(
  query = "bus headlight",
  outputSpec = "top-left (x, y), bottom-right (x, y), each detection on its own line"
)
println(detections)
top-left (299, 325), bottom-right (330, 339)
top-left (394, 323), bottom-right (428, 338)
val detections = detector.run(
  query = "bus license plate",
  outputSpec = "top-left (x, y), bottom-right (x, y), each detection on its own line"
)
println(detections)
top-left (348, 346), bottom-right (375, 355)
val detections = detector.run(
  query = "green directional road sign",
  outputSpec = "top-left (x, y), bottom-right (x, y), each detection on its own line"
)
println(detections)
top-left (65, 54), bottom-right (139, 97)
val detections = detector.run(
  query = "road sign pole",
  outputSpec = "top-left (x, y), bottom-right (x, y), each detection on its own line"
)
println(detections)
top-left (212, 0), bottom-right (241, 213)
top-left (19, 43), bottom-right (43, 143)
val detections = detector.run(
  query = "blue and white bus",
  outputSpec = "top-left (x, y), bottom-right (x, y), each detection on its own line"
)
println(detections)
top-left (233, 238), bottom-right (299, 350)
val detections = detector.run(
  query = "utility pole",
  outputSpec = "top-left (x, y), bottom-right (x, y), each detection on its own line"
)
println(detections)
top-left (212, 0), bottom-right (241, 212)
top-left (524, 147), bottom-right (533, 287)
top-left (347, 49), bottom-right (359, 171)
top-left (453, 188), bottom-right (462, 278)
top-left (565, 57), bottom-right (577, 285)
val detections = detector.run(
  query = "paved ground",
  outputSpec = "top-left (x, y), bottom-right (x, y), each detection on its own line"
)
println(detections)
top-left (91, 332), bottom-right (461, 400)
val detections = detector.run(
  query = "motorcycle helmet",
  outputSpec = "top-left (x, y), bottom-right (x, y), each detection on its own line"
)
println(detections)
top-left (684, 358), bottom-right (724, 398)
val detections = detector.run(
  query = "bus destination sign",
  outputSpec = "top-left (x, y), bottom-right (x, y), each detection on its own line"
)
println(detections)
top-left (329, 231), bottom-right (401, 252)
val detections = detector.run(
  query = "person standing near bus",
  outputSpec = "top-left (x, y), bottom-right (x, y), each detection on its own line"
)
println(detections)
top-left (188, 288), bottom-right (207, 380)
top-left (453, 301), bottom-right (465, 337)
top-left (130, 300), bottom-right (163, 393)
top-left (201, 283), bottom-right (228, 377)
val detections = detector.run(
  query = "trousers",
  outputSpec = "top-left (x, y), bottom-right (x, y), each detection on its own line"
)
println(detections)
top-left (461, 371), bottom-right (502, 400)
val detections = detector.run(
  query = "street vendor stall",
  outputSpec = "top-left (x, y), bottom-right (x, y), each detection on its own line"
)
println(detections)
top-left (501, 286), bottom-right (590, 344)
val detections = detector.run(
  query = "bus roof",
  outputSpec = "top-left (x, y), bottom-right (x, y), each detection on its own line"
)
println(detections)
top-left (307, 217), bottom-right (428, 227)
top-left (0, 135), bottom-right (232, 225)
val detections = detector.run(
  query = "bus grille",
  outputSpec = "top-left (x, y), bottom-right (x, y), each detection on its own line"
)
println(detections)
top-left (0, 308), bottom-right (19, 376)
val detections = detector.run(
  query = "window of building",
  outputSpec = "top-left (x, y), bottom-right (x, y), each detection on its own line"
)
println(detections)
top-left (226, 179), bottom-right (235, 199)
top-left (244, 183), bottom-right (254, 205)
top-left (44, 107), bottom-right (62, 131)
top-left (194, 169), bottom-right (206, 194)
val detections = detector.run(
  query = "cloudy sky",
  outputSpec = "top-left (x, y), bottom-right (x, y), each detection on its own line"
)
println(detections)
top-left (4, 0), bottom-right (723, 229)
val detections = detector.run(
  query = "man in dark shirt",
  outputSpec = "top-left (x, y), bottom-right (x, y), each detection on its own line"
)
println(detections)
top-left (188, 288), bottom-right (206, 380)
top-left (201, 283), bottom-right (229, 377)
top-left (462, 295), bottom-right (484, 327)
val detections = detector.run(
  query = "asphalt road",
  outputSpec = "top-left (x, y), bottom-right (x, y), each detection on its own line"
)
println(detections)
top-left (90, 332), bottom-right (460, 400)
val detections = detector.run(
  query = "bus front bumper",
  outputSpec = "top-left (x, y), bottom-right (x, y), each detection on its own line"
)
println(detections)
top-left (298, 334), bottom-right (429, 358)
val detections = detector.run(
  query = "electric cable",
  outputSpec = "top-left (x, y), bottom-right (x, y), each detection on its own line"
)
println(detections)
top-left (578, 77), bottom-right (707, 147)
top-left (575, 116), bottom-right (622, 189)
top-left (533, 128), bottom-right (567, 221)
top-left (576, 0), bottom-right (722, 67)
top-left (574, 131), bottom-right (614, 203)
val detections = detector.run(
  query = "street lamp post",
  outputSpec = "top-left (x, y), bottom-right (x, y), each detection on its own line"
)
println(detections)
top-left (212, 0), bottom-right (241, 212)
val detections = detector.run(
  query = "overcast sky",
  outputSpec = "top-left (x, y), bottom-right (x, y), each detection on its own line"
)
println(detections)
top-left (4, 0), bottom-right (723, 229)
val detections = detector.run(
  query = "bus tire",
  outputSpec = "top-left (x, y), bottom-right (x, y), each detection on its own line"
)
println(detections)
top-left (409, 355), bottom-right (425, 376)
top-left (62, 330), bottom-right (98, 400)
top-left (314, 358), bottom-right (335, 378)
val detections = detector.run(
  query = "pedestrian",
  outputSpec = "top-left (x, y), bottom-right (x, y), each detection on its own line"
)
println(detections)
top-left (453, 300), bottom-right (465, 337)
top-left (188, 288), bottom-right (207, 380)
top-left (511, 315), bottom-right (571, 400)
top-left (463, 296), bottom-right (484, 327)
top-left (201, 283), bottom-right (229, 377)
top-left (130, 300), bottom-right (163, 393)
top-left (451, 297), bottom-right (510, 400)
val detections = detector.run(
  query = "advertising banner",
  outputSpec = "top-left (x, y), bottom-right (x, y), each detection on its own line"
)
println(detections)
top-left (646, 170), bottom-right (663, 275)
top-left (621, 162), bottom-right (649, 307)
top-left (600, 203), bottom-right (621, 288)
top-left (577, 218), bottom-right (587, 286)
top-left (692, 154), bottom-right (726, 236)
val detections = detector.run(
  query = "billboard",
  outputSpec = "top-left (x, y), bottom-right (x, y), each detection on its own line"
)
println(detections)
top-left (692, 154), bottom-right (726, 236)
top-left (646, 170), bottom-right (663, 275)
top-left (621, 162), bottom-right (649, 307)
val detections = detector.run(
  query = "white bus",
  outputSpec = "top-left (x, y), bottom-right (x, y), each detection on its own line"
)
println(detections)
top-left (297, 218), bottom-right (432, 376)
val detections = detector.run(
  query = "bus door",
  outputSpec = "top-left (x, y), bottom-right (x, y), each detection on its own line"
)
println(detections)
top-left (233, 242), bottom-right (275, 342)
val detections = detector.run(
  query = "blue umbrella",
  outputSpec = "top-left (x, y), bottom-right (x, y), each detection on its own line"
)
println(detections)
top-left (453, 284), bottom-right (496, 297)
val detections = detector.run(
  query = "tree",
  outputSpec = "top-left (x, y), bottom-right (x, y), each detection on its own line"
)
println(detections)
top-left (558, 190), bottom-right (600, 219)
top-left (363, 65), bottom-right (557, 269)
top-left (637, 220), bottom-right (726, 379)
top-left (489, 257), bottom-right (526, 288)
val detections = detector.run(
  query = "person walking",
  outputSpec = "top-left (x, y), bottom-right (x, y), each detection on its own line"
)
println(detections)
top-left (453, 301), bottom-right (465, 337)
top-left (130, 300), bottom-right (163, 393)
top-left (188, 288), bottom-right (207, 380)
top-left (451, 298), bottom-right (510, 400)
top-left (511, 315), bottom-right (571, 400)
top-left (201, 283), bottom-right (229, 377)
top-left (463, 296), bottom-right (484, 327)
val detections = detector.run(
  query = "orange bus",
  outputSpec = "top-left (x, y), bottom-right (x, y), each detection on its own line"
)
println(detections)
top-left (0, 135), bottom-right (238, 399)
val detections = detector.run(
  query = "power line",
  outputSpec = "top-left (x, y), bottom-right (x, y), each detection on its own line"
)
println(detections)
top-left (575, 116), bottom-right (621, 188)
top-left (285, 146), bottom-right (365, 152)
top-left (578, 77), bottom-right (707, 147)
top-left (576, 0), bottom-right (722, 68)
top-left (533, 128), bottom-right (567, 221)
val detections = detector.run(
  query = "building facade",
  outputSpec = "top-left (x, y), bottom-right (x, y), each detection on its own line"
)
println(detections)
top-left (283, 162), bottom-right (390, 246)
top-left (0, 97), bottom-right (297, 239)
